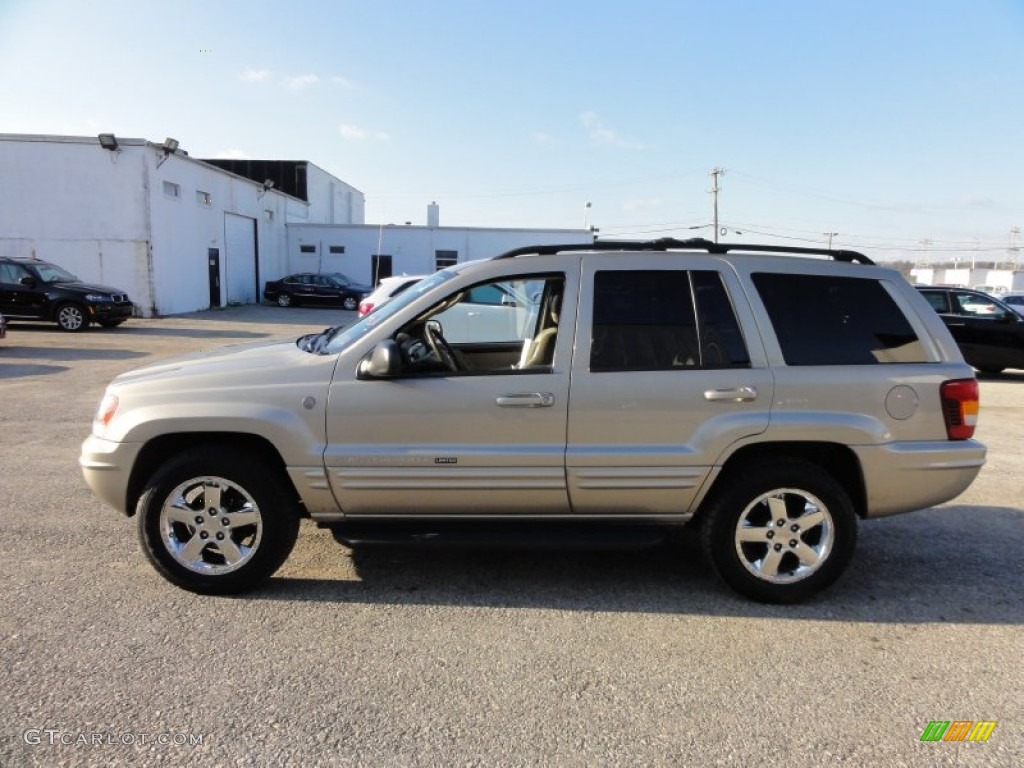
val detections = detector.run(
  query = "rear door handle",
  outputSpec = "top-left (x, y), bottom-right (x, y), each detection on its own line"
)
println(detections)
top-left (496, 392), bottom-right (555, 408)
top-left (704, 386), bottom-right (757, 402)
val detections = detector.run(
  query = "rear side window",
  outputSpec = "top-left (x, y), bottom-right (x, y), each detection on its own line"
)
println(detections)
top-left (753, 273), bottom-right (926, 365)
top-left (920, 289), bottom-right (950, 313)
top-left (591, 270), bottom-right (749, 371)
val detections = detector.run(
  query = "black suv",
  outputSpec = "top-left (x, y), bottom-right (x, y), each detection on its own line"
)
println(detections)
top-left (0, 257), bottom-right (134, 331)
top-left (916, 285), bottom-right (1024, 373)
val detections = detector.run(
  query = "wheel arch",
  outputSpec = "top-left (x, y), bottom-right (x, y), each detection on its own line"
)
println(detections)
top-left (700, 441), bottom-right (868, 520)
top-left (126, 432), bottom-right (305, 518)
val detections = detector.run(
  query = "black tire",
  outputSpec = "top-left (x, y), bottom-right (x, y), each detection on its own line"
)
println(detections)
top-left (277, 293), bottom-right (293, 307)
top-left (55, 302), bottom-right (88, 332)
top-left (699, 458), bottom-right (857, 603)
top-left (342, 295), bottom-right (358, 311)
top-left (136, 449), bottom-right (300, 595)
top-left (98, 319), bottom-right (126, 328)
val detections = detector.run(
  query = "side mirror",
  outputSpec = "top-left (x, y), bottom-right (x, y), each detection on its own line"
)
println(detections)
top-left (19, 276), bottom-right (37, 287)
top-left (357, 339), bottom-right (402, 379)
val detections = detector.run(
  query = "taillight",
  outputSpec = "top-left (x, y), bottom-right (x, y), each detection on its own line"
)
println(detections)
top-left (358, 301), bottom-right (373, 317)
top-left (940, 379), bottom-right (979, 440)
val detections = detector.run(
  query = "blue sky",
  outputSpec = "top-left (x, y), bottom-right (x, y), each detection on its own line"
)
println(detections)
top-left (2, 0), bottom-right (1023, 262)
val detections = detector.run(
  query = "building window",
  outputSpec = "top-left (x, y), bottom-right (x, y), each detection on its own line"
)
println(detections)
top-left (435, 250), bottom-right (458, 270)
top-left (329, 245), bottom-right (346, 255)
top-left (264, 210), bottom-right (274, 221)
top-left (196, 190), bottom-right (212, 206)
top-left (299, 244), bottom-right (316, 254)
top-left (163, 181), bottom-right (181, 199)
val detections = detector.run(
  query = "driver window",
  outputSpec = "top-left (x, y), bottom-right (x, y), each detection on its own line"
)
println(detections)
top-left (954, 292), bottom-right (1006, 319)
top-left (395, 275), bottom-right (564, 375)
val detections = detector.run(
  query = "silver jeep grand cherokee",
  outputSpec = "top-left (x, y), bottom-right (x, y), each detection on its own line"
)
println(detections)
top-left (81, 239), bottom-right (986, 603)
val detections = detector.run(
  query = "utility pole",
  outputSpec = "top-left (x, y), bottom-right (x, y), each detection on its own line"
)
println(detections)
top-left (823, 232), bottom-right (838, 250)
top-left (709, 167), bottom-right (724, 243)
top-left (1010, 227), bottom-right (1021, 270)
top-left (918, 238), bottom-right (932, 267)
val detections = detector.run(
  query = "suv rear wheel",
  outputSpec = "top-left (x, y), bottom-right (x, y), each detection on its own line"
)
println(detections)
top-left (700, 458), bottom-right (857, 603)
top-left (136, 449), bottom-right (299, 594)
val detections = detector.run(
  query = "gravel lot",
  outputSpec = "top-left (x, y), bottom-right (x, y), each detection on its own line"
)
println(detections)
top-left (1, 306), bottom-right (1022, 767)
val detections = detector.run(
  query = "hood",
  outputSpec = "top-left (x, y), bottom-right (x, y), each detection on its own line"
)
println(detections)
top-left (112, 338), bottom-right (322, 388)
top-left (52, 280), bottom-right (130, 296)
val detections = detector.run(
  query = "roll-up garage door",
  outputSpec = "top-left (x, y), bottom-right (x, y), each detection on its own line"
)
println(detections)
top-left (224, 213), bottom-right (257, 304)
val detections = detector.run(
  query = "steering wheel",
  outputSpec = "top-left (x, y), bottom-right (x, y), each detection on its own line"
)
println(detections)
top-left (424, 320), bottom-right (460, 372)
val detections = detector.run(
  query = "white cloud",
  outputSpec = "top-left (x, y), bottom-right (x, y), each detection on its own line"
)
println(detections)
top-left (212, 148), bottom-right (251, 160)
top-left (339, 123), bottom-right (367, 140)
top-left (331, 75), bottom-right (355, 88)
top-left (239, 68), bottom-right (270, 83)
top-left (579, 111), bottom-right (650, 150)
top-left (288, 73), bottom-right (320, 89)
top-left (339, 123), bottom-right (389, 141)
top-left (622, 198), bottom-right (663, 212)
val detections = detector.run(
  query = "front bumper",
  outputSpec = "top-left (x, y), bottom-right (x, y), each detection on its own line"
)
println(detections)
top-left (80, 434), bottom-right (143, 515)
top-left (853, 439), bottom-right (987, 518)
top-left (87, 302), bottom-right (134, 321)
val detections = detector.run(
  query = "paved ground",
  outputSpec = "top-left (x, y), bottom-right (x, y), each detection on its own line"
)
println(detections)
top-left (1, 306), bottom-right (1021, 767)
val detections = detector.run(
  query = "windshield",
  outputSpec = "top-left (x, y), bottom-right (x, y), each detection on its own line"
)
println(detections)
top-left (34, 263), bottom-right (80, 283)
top-left (311, 269), bottom-right (457, 354)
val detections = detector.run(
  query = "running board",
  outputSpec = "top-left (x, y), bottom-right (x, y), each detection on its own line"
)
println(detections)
top-left (327, 521), bottom-right (674, 551)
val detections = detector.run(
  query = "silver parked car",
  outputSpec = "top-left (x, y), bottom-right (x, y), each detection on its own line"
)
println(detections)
top-left (81, 239), bottom-right (985, 603)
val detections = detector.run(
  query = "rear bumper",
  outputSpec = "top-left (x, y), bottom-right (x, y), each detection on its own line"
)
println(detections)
top-left (80, 434), bottom-right (142, 515)
top-left (853, 439), bottom-right (986, 518)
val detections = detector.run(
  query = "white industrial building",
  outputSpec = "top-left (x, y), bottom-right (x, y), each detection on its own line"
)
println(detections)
top-left (910, 265), bottom-right (1023, 294)
top-left (0, 133), bottom-right (364, 316)
top-left (289, 202), bottom-right (593, 285)
top-left (0, 133), bottom-right (593, 317)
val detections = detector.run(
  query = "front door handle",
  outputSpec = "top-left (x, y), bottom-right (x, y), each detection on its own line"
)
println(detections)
top-left (704, 386), bottom-right (757, 402)
top-left (496, 392), bottom-right (555, 408)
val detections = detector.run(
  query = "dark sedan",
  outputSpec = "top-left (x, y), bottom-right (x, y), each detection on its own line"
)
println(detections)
top-left (916, 286), bottom-right (1024, 373)
top-left (263, 273), bottom-right (372, 311)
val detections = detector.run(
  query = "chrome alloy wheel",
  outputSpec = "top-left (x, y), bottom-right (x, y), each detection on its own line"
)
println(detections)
top-left (57, 304), bottom-right (86, 330)
top-left (733, 489), bottom-right (834, 584)
top-left (159, 476), bottom-right (263, 575)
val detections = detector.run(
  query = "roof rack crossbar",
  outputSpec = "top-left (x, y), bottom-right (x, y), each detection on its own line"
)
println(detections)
top-left (492, 237), bottom-right (874, 265)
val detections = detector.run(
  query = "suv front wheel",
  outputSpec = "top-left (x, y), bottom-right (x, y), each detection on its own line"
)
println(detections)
top-left (136, 449), bottom-right (300, 594)
top-left (56, 302), bottom-right (89, 331)
top-left (700, 458), bottom-right (857, 603)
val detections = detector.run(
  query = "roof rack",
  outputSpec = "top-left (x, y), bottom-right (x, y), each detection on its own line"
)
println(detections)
top-left (492, 237), bottom-right (875, 265)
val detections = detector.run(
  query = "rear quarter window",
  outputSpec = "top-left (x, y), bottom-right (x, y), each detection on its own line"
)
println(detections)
top-left (753, 273), bottom-right (927, 365)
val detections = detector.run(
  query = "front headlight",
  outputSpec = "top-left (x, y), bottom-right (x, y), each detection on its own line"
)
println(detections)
top-left (94, 392), bottom-right (119, 430)
top-left (84, 294), bottom-right (112, 302)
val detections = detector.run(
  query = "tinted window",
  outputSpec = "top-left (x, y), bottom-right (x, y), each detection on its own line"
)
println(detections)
top-left (692, 271), bottom-right (750, 367)
top-left (920, 289), bottom-right (950, 313)
top-left (0, 263), bottom-right (29, 283)
top-left (952, 291), bottom-right (1009, 319)
top-left (591, 270), bottom-right (748, 371)
top-left (754, 273), bottom-right (926, 365)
